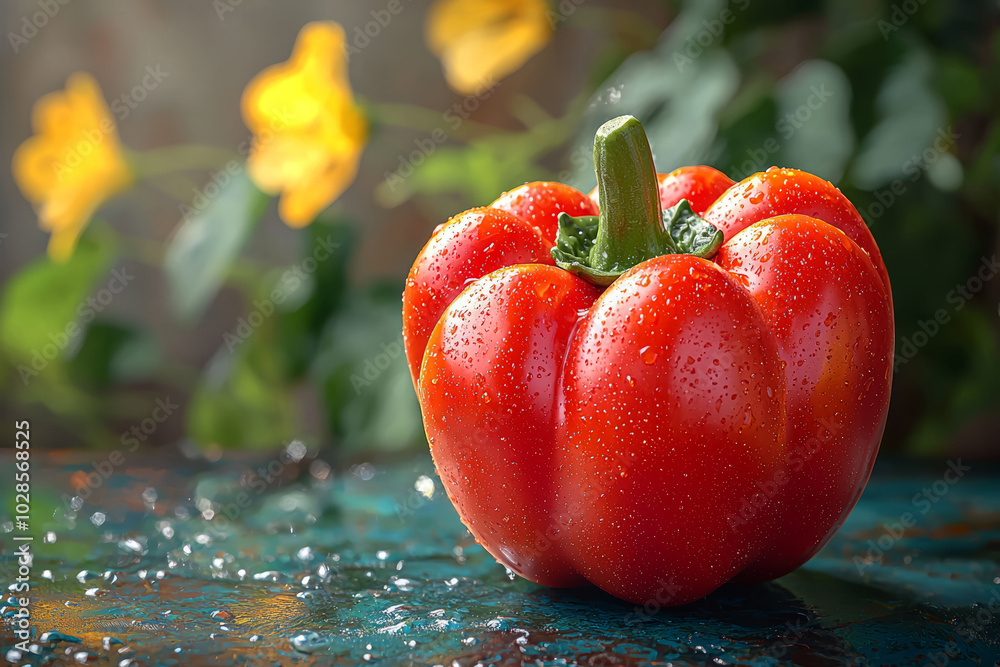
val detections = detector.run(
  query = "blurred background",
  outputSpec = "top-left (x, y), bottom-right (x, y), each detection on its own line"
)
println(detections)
top-left (1, 0), bottom-right (998, 462)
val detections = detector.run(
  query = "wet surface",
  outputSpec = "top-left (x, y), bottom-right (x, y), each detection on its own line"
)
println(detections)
top-left (2, 447), bottom-right (999, 666)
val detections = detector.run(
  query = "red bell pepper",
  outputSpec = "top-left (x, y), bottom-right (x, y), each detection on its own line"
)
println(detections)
top-left (402, 115), bottom-right (893, 605)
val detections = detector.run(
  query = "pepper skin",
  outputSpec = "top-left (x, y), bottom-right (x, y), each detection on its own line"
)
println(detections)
top-left (403, 116), bottom-right (893, 605)
top-left (492, 180), bottom-right (599, 242)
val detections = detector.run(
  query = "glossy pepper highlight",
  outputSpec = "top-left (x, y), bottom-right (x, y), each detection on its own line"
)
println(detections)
top-left (403, 115), bottom-right (893, 605)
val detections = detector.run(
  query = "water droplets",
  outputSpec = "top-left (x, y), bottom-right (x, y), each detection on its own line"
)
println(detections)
top-left (290, 631), bottom-right (331, 653)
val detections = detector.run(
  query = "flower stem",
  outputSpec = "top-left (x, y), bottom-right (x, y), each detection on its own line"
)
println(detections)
top-left (128, 145), bottom-right (241, 180)
top-left (371, 102), bottom-right (504, 140)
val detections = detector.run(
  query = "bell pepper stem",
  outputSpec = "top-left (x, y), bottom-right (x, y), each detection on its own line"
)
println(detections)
top-left (589, 116), bottom-right (670, 273)
top-left (551, 115), bottom-right (722, 285)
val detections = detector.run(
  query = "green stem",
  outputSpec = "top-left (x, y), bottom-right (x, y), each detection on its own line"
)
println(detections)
top-left (116, 232), bottom-right (167, 267)
top-left (371, 102), bottom-right (504, 141)
top-left (103, 221), bottom-right (270, 293)
top-left (508, 94), bottom-right (554, 129)
top-left (551, 116), bottom-right (723, 285)
top-left (144, 173), bottom-right (206, 202)
top-left (589, 116), bottom-right (669, 273)
top-left (128, 145), bottom-right (241, 179)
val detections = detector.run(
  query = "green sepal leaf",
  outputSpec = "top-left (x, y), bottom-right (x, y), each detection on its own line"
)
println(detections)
top-left (664, 199), bottom-right (724, 258)
top-left (552, 201), bottom-right (723, 286)
top-left (550, 213), bottom-right (622, 286)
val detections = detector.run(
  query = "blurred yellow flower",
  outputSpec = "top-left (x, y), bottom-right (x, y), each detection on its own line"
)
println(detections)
top-left (426, 0), bottom-right (553, 95)
top-left (12, 73), bottom-right (133, 262)
top-left (241, 21), bottom-right (367, 228)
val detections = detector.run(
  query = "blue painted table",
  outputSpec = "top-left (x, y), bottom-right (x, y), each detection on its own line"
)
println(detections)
top-left (1, 450), bottom-right (998, 665)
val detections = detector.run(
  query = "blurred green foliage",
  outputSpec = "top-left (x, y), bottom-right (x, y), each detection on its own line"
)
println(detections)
top-left (2, 0), bottom-right (998, 457)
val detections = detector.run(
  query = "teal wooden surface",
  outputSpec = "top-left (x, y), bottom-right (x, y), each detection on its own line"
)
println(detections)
top-left (1, 452), bottom-right (998, 665)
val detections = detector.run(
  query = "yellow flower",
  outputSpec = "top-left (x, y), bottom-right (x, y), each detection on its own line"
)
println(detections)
top-left (426, 0), bottom-right (553, 95)
top-left (12, 73), bottom-right (133, 262)
top-left (241, 21), bottom-right (367, 228)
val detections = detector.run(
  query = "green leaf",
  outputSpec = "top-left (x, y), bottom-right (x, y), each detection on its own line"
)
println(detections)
top-left (851, 50), bottom-right (947, 190)
top-left (274, 220), bottom-right (355, 379)
top-left (377, 142), bottom-right (549, 211)
top-left (664, 200), bottom-right (724, 258)
top-left (774, 60), bottom-right (855, 183)
top-left (551, 201), bottom-right (722, 286)
top-left (164, 170), bottom-right (268, 320)
top-left (934, 55), bottom-right (983, 118)
top-left (66, 321), bottom-right (160, 389)
top-left (550, 213), bottom-right (621, 285)
top-left (0, 235), bottom-right (116, 360)
top-left (564, 2), bottom-right (741, 191)
top-left (313, 285), bottom-right (422, 453)
top-left (187, 343), bottom-right (296, 449)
